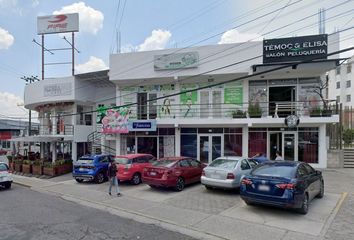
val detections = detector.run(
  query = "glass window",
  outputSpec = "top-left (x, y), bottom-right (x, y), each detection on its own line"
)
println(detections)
top-left (298, 130), bottom-right (318, 164)
top-left (248, 159), bottom-right (258, 168)
top-left (251, 165), bottom-right (296, 178)
top-left (347, 64), bottom-right (352, 73)
top-left (181, 128), bottom-right (197, 134)
top-left (346, 80), bottom-right (351, 88)
top-left (336, 96), bottom-right (340, 103)
top-left (241, 159), bottom-right (251, 170)
top-left (248, 131), bottom-right (267, 158)
top-left (181, 134), bottom-right (197, 158)
top-left (346, 95), bottom-right (351, 102)
top-left (189, 159), bottom-right (201, 167)
top-left (224, 134), bottom-right (242, 156)
top-left (116, 157), bottom-right (131, 164)
top-left (152, 160), bottom-right (176, 168)
top-left (100, 156), bottom-right (109, 163)
top-left (0, 163), bottom-right (8, 171)
top-left (336, 82), bottom-right (340, 89)
top-left (209, 159), bottom-right (238, 169)
top-left (304, 163), bottom-right (315, 174)
top-left (297, 164), bottom-right (308, 177)
top-left (336, 67), bottom-right (341, 75)
top-left (179, 159), bottom-right (190, 167)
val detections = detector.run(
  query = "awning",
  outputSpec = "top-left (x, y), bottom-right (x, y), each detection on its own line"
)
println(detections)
top-left (10, 135), bottom-right (73, 142)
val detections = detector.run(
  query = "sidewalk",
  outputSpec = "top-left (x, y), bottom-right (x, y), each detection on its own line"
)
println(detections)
top-left (12, 169), bottom-right (352, 240)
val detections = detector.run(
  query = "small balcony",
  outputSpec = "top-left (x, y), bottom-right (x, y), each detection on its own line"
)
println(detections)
top-left (32, 124), bottom-right (74, 136)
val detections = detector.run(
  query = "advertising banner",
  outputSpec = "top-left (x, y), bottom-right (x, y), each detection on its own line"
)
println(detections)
top-left (180, 84), bottom-right (198, 118)
top-left (263, 34), bottom-right (328, 63)
top-left (224, 83), bottom-right (243, 105)
top-left (128, 120), bottom-right (157, 132)
top-left (154, 52), bottom-right (199, 70)
top-left (37, 13), bottom-right (79, 35)
top-left (97, 107), bottom-right (130, 134)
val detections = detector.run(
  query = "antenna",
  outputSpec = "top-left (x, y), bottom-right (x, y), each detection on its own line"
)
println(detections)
top-left (319, 8), bottom-right (326, 34)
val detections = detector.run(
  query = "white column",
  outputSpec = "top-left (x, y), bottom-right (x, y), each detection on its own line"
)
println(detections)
top-left (115, 134), bottom-right (121, 156)
top-left (318, 124), bottom-right (327, 168)
top-left (40, 143), bottom-right (45, 159)
top-left (175, 127), bottom-right (181, 157)
top-left (51, 142), bottom-right (57, 163)
top-left (242, 125), bottom-right (249, 158)
top-left (101, 134), bottom-right (105, 154)
top-left (52, 109), bottom-right (57, 135)
top-left (72, 142), bottom-right (77, 161)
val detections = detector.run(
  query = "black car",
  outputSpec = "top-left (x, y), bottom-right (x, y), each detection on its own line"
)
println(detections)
top-left (240, 161), bottom-right (324, 214)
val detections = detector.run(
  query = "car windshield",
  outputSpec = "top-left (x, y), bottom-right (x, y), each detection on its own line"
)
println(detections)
top-left (252, 165), bottom-right (295, 178)
top-left (0, 163), bottom-right (8, 171)
top-left (152, 160), bottom-right (177, 168)
top-left (77, 158), bottom-right (94, 164)
top-left (116, 158), bottom-right (131, 164)
top-left (209, 159), bottom-right (238, 169)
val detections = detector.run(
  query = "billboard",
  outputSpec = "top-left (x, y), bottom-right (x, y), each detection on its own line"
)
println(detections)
top-left (263, 34), bottom-right (328, 63)
top-left (154, 52), bottom-right (199, 70)
top-left (37, 13), bottom-right (79, 35)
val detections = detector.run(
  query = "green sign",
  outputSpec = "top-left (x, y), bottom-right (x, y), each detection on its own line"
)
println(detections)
top-left (180, 84), bottom-right (198, 118)
top-left (224, 84), bottom-right (243, 105)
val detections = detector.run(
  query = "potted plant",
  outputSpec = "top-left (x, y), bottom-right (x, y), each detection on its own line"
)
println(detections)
top-left (232, 109), bottom-right (246, 118)
top-left (311, 77), bottom-right (332, 117)
top-left (43, 161), bottom-right (57, 177)
top-left (310, 107), bottom-right (322, 117)
top-left (248, 102), bottom-right (262, 118)
top-left (55, 159), bottom-right (73, 175)
top-left (7, 156), bottom-right (14, 171)
top-left (22, 160), bottom-right (33, 174)
top-left (14, 158), bottom-right (23, 172)
top-left (32, 160), bottom-right (43, 175)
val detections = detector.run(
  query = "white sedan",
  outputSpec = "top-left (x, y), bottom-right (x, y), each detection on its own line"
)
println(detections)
top-left (0, 162), bottom-right (12, 189)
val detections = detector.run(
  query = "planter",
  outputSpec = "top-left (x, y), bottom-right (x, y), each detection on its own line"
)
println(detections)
top-left (32, 165), bottom-right (43, 175)
top-left (22, 164), bottom-right (32, 174)
top-left (322, 109), bottom-right (332, 117)
top-left (249, 115), bottom-right (262, 118)
top-left (56, 164), bottom-right (72, 175)
top-left (43, 166), bottom-right (58, 176)
top-left (15, 163), bottom-right (22, 172)
top-left (9, 162), bottom-right (15, 171)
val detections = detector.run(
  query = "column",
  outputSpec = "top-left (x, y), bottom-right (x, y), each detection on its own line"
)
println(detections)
top-left (115, 134), bottom-right (121, 156)
top-left (51, 142), bottom-right (57, 163)
top-left (175, 127), bottom-right (181, 157)
top-left (72, 142), bottom-right (77, 161)
top-left (40, 143), bottom-right (44, 159)
top-left (242, 125), bottom-right (249, 158)
top-left (101, 134), bottom-right (105, 154)
top-left (318, 124), bottom-right (327, 168)
top-left (52, 109), bottom-right (57, 135)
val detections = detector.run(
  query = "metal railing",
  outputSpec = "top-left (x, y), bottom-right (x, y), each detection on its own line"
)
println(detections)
top-left (33, 124), bottom-right (74, 135)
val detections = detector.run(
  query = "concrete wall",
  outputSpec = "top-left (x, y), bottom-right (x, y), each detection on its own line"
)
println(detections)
top-left (327, 149), bottom-right (344, 168)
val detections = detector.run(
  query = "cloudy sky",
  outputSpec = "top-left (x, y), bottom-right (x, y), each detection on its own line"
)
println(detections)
top-left (0, 0), bottom-right (353, 120)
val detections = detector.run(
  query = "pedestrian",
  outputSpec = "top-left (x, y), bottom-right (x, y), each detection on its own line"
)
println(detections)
top-left (107, 158), bottom-right (121, 197)
top-left (275, 151), bottom-right (283, 160)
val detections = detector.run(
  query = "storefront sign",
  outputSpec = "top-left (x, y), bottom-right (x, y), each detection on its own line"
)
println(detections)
top-left (99, 107), bottom-right (130, 134)
top-left (285, 115), bottom-right (300, 128)
top-left (154, 52), bottom-right (199, 70)
top-left (128, 120), bottom-right (157, 131)
top-left (37, 13), bottom-right (79, 35)
top-left (0, 132), bottom-right (11, 140)
top-left (180, 84), bottom-right (198, 118)
top-left (224, 83), bottom-right (243, 105)
top-left (43, 83), bottom-right (72, 97)
top-left (263, 34), bottom-right (328, 63)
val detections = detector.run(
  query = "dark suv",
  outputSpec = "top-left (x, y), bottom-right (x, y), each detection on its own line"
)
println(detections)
top-left (72, 154), bottom-right (112, 183)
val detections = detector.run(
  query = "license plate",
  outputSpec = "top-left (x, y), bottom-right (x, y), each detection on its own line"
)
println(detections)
top-left (258, 184), bottom-right (270, 191)
top-left (210, 174), bottom-right (219, 179)
top-left (150, 172), bottom-right (156, 176)
top-left (79, 168), bottom-right (85, 171)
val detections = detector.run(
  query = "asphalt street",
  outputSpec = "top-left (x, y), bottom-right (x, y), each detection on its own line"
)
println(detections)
top-left (0, 185), bottom-right (197, 240)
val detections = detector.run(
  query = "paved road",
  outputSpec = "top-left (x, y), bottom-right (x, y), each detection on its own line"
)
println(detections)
top-left (0, 185), bottom-right (197, 240)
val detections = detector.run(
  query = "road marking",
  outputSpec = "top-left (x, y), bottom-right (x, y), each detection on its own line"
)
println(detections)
top-left (333, 192), bottom-right (348, 214)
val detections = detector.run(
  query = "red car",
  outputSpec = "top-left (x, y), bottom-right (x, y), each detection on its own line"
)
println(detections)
top-left (142, 157), bottom-right (205, 191)
top-left (116, 154), bottom-right (156, 185)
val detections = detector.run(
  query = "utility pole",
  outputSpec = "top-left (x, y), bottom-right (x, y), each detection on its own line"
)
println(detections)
top-left (21, 75), bottom-right (40, 152)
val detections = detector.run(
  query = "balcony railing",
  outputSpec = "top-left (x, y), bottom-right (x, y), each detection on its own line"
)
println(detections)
top-left (129, 100), bottom-right (338, 120)
top-left (32, 124), bottom-right (74, 135)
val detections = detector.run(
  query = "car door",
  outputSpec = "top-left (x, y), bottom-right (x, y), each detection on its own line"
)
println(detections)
top-left (296, 164), bottom-right (316, 199)
top-left (98, 155), bottom-right (110, 172)
top-left (238, 159), bottom-right (252, 184)
top-left (303, 163), bottom-right (321, 198)
top-left (188, 159), bottom-right (203, 183)
top-left (177, 159), bottom-right (193, 184)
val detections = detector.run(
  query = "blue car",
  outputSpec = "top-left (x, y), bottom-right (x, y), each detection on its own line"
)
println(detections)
top-left (73, 154), bottom-right (112, 183)
top-left (240, 161), bottom-right (324, 214)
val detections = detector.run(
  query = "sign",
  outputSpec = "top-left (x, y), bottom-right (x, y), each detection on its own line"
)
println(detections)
top-left (0, 132), bottom-right (11, 140)
top-left (37, 13), bottom-right (79, 35)
top-left (285, 115), bottom-right (300, 128)
top-left (263, 34), bottom-right (328, 63)
top-left (43, 83), bottom-right (72, 97)
top-left (128, 120), bottom-right (157, 132)
top-left (224, 83), bottom-right (243, 105)
top-left (101, 107), bottom-right (130, 134)
top-left (154, 52), bottom-right (199, 70)
top-left (180, 84), bottom-right (198, 118)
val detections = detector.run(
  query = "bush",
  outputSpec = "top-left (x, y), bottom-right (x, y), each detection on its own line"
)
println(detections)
top-left (232, 110), bottom-right (246, 118)
top-left (343, 129), bottom-right (354, 146)
top-left (22, 160), bottom-right (32, 165)
top-left (248, 102), bottom-right (262, 118)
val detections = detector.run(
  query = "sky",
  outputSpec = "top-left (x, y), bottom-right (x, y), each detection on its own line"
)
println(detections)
top-left (0, 0), bottom-right (353, 120)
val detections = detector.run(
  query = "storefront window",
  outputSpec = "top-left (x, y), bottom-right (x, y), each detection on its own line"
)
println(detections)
top-left (181, 134), bottom-right (197, 158)
top-left (249, 130), bottom-right (267, 158)
top-left (224, 134), bottom-right (242, 156)
top-left (298, 131), bottom-right (318, 163)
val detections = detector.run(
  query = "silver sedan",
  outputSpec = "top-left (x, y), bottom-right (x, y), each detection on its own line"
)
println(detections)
top-left (201, 157), bottom-right (254, 190)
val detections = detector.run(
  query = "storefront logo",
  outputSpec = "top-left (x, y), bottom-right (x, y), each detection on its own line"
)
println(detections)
top-left (128, 120), bottom-right (157, 131)
top-left (263, 34), bottom-right (328, 63)
top-left (285, 115), bottom-right (300, 128)
top-left (154, 52), bottom-right (199, 70)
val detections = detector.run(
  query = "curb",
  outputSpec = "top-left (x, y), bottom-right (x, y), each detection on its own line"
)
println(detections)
top-left (13, 181), bottom-right (32, 188)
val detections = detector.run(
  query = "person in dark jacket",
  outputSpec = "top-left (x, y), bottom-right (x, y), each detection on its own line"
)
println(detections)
top-left (107, 158), bottom-right (121, 196)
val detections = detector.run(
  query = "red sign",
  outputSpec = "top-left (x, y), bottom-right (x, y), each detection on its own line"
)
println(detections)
top-left (37, 13), bottom-right (79, 35)
top-left (0, 132), bottom-right (11, 140)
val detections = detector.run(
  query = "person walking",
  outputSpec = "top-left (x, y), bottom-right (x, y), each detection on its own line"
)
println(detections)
top-left (275, 151), bottom-right (283, 160)
top-left (108, 158), bottom-right (121, 196)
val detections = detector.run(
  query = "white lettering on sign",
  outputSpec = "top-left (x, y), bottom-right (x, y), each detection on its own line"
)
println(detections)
top-left (43, 83), bottom-right (72, 97)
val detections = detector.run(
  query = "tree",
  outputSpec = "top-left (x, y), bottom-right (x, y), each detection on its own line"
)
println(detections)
top-left (312, 76), bottom-right (329, 110)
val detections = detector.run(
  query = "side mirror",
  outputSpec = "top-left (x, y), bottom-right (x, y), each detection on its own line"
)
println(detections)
top-left (315, 170), bottom-right (321, 175)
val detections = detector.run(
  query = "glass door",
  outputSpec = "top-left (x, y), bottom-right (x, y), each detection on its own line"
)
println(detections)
top-left (200, 91), bottom-right (210, 118)
top-left (199, 90), bottom-right (222, 118)
top-left (198, 134), bottom-right (223, 164)
top-left (282, 132), bottom-right (297, 161)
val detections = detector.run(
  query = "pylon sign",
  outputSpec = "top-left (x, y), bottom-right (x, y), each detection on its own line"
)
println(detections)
top-left (37, 13), bottom-right (79, 35)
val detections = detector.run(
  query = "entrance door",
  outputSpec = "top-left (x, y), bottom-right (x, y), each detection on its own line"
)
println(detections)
top-left (197, 134), bottom-right (223, 164)
top-left (282, 132), bottom-right (297, 161)
top-left (269, 132), bottom-right (282, 160)
top-left (137, 137), bottom-right (157, 158)
top-left (199, 90), bottom-right (222, 118)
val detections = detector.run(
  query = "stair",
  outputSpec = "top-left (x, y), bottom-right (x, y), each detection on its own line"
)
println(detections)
top-left (343, 149), bottom-right (354, 168)
top-left (87, 131), bottom-right (116, 156)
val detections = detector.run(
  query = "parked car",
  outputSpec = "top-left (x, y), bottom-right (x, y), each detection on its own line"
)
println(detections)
top-left (240, 161), bottom-right (324, 214)
top-left (72, 154), bottom-right (112, 183)
top-left (116, 154), bottom-right (156, 185)
top-left (201, 157), bottom-right (254, 190)
top-left (0, 162), bottom-right (12, 189)
top-left (142, 157), bottom-right (204, 191)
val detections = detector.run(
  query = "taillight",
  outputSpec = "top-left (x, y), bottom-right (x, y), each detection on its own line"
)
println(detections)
top-left (276, 183), bottom-right (295, 190)
top-left (241, 178), bottom-right (252, 185)
top-left (202, 170), bottom-right (205, 176)
top-left (227, 173), bottom-right (235, 179)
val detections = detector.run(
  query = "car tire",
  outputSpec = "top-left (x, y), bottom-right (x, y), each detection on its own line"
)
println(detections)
top-left (298, 193), bottom-right (309, 215)
top-left (149, 185), bottom-right (158, 189)
top-left (205, 185), bottom-right (212, 190)
top-left (75, 179), bottom-right (84, 183)
top-left (244, 200), bottom-right (253, 206)
top-left (316, 181), bottom-right (324, 199)
top-left (131, 173), bottom-right (141, 185)
top-left (95, 172), bottom-right (105, 184)
top-left (175, 177), bottom-right (185, 192)
top-left (4, 182), bottom-right (11, 189)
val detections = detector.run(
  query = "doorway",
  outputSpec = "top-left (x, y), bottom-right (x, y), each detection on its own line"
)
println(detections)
top-left (268, 132), bottom-right (297, 161)
top-left (137, 93), bottom-right (157, 120)
top-left (197, 134), bottom-right (223, 164)
top-left (269, 132), bottom-right (282, 160)
top-left (199, 90), bottom-right (222, 118)
top-left (137, 137), bottom-right (157, 157)
top-left (269, 86), bottom-right (296, 117)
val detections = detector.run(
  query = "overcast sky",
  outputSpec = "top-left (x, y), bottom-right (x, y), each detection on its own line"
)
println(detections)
top-left (0, 0), bottom-right (353, 120)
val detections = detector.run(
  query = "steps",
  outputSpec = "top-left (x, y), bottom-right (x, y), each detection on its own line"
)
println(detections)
top-left (343, 149), bottom-right (354, 168)
top-left (87, 131), bottom-right (116, 156)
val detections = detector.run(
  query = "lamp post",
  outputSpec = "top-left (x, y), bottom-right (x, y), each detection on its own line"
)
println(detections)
top-left (21, 75), bottom-right (40, 152)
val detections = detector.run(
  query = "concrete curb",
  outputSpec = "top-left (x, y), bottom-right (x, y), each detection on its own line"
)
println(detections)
top-left (13, 181), bottom-right (32, 188)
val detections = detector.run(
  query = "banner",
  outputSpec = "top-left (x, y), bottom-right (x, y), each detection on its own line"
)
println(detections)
top-left (97, 107), bottom-right (130, 134)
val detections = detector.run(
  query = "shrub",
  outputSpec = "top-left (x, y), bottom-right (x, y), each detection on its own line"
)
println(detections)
top-left (343, 129), bottom-right (354, 146)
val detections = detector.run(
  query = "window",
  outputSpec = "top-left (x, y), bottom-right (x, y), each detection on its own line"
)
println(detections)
top-left (347, 64), bottom-right (352, 73)
top-left (189, 159), bottom-right (201, 167)
top-left (336, 67), bottom-right (341, 75)
top-left (179, 159), bottom-right (190, 167)
top-left (304, 164), bottom-right (315, 175)
top-left (100, 156), bottom-right (109, 163)
top-left (297, 164), bottom-right (308, 178)
top-left (346, 95), bottom-right (351, 102)
top-left (336, 96), bottom-right (340, 103)
top-left (240, 159), bottom-right (251, 170)
top-left (336, 82), bottom-right (340, 89)
top-left (346, 80), bottom-right (351, 88)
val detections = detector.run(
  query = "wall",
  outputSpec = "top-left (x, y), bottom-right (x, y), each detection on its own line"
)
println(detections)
top-left (327, 150), bottom-right (344, 168)
top-left (74, 125), bottom-right (94, 142)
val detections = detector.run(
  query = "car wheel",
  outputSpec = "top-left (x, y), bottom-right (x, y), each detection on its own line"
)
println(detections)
top-left (131, 173), bottom-right (141, 185)
top-left (75, 179), bottom-right (84, 183)
top-left (149, 185), bottom-right (158, 189)
top-left (175, 177), bottom-right (185, 192)
top-left (95, 172), bottom-right (105, 184)
top-left (244, 200), bottom-right (253, 206)
top-left (5, 182), bottom-right (11, 189)
top-left (316, 181), bottom-right (324, 199)
top-left (205, 185), bottom-right (212, 190)
top-left (298, 193), bottom-right (309, 215)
